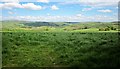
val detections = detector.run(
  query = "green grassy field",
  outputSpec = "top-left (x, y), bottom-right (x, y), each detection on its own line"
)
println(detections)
top-left (1, 21), bottom-right (120, 68)
top-left (2, 32), bottom-right (120, 68)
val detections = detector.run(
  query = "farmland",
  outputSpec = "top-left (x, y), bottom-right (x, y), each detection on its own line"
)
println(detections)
top-left (1, 21), bottom-right (120, 68)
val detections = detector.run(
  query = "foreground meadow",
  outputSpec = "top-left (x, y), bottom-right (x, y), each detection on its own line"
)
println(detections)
top-left (2, 32), bottom-right (120, 68)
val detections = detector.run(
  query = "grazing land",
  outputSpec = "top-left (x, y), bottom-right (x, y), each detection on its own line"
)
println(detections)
top-left (1, 21), bottom-right (120, 68)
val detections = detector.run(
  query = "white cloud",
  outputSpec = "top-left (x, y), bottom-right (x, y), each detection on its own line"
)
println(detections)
top-left (0, 16), bottom-right (2, 21)
top-left (37, 0), bottom-right (49, 3)
top-left (82, 8), bottom-right (92, 11)
top-left (2, 14), bottom-right (118, 22)
top-left (47, 13), bottom-right (50, 16)
top-left (79, 0), bottom-right (119, 3)
top-left (1, 3), bottom-right (42, 10)
top-left (51, 5), bottom-right (59, 10)
top-left (60, 0), bottom-right (119, 7)
top-left (85, 2), bottom-right (118, 7)
top-left (76, 14), bottom-right (82, 17)
top-left (3, 3), bottom-right (22, 9)
top-left (8, 11), bottom-right (15, 14)
top-left (98, 9), bottom-right (112, 13)
top-left (0, 0), bottom-right (19, 3)
top-left (22, 3), bottom-right (42, 10)
top-left (79, 0), bottom-right (119, 6)
top-left (0, 4), bottom-right (4, 9)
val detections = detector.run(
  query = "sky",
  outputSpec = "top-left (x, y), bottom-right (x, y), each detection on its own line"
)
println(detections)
top-left (0, 0), bottom-right (119, 22)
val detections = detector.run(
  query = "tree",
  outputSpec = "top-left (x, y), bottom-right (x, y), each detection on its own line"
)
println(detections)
top-left (105, 28), bottom-right (110, 31)
top-left (84, 26), bottom-right (88, 29)
top-left (99, 28), bottom-right (105, 31)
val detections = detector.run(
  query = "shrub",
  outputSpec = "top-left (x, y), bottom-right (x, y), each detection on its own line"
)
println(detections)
top-left (63, 28), bottom-right (67, 30)
top-left (99, 28), bottom-right (105, 31)
top-left (105, 28), bottom-right (110, 31)
top-left (84, 26), bottom-right (88, 29)
top-left (45, 28), bottom-right (49, 31)
top-left (73, 28), bottom-right (76, 30)
top-left (111, 27), bottom-right (117, 30)
top-left (99, 28), bottom-right (111, 31)
top-left (113, 28), bottom-right (117, 30)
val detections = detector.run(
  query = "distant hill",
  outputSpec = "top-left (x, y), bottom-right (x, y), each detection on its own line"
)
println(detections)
top-left (65, 22), bottom-right (80, 24)
top-left (23, 22), bottom-right (59, 27)
top-left (1, 21), bottom-right (119, 32)
top-left (111, 21), bottom-right (120, 23)
top-left (22, 22), bottom-right (75, 27)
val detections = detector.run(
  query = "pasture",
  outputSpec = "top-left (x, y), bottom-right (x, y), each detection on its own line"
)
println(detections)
top-left (2, 32), bottom-right (120, 68)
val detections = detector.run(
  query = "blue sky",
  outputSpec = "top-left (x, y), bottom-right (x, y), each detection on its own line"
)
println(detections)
top-left (0, 0), bottom-right (119, 22)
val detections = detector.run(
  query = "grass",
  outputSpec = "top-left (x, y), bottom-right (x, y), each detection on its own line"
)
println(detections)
top-left (2, 32), bottom-right (120, 68)
top-left (1, 21), bottom-right (120, 68)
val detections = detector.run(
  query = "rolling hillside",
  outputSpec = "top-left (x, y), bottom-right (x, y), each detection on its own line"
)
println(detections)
top-left (1, 21), bottom-right (119, 32)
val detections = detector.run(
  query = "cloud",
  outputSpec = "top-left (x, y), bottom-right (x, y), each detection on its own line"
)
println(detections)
top-left (0, 16), bottom-right (1, 20)
top-left (2, 14), bottom-right (118, 22)
top-left (116, 7), bottom-right (118, 9)
top-left (47, 13), bottom-right (50, 16)
top-left (82, 8), bottom-right (92, 11)
top-left (1, 3), bottom-right (42, 10)
top-left (60, 0), bottom-right (119, 7)
top-left (8, 11), bottom-right (15, 14)
top-left (76, 14), bottom-right (82, 17)
top-left (51, 5), bottom-right (59, 10)
top-left (3, 2), bottom-right (22, 9)
top-left (0, 4), bottom-right (4, 9)
top-left (22, 3), bottom-right (42, 10)
top-left (79, 0), bottom-right (119, 3)
top-left (37, 0), bottom-right (49, 3)
top-left (0, 0), bottom-right (19, 3)
top-left (98, 9), bottom-right (112, 13)
top-left (84, 2), bottom-right (118, 7)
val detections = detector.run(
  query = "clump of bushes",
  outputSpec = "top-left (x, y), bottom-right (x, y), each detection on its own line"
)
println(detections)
top-left (99, 28), bottom-right (105, 31)
top-left (110, 27), bottom-right (117, 30)
top-left (45, 28), bottom-right (49, 31)
top-left (105, 28), bottom-right (110, 31)
top-left (99, 26), bottom-right (117, 31)
top-left (84, 26), bottom-right (88, 29)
